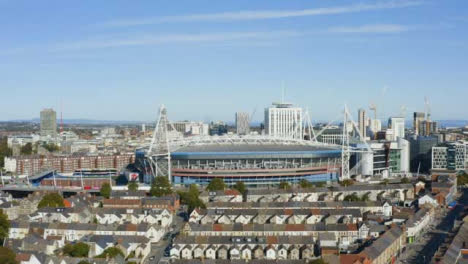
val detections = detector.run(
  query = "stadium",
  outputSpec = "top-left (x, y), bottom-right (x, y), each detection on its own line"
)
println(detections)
top-left (137, 135), bottom-right (342, 187)
top-left (134, 105), bottom-right (367, 187)
top-left (170, 143), bottom-right (341, 186)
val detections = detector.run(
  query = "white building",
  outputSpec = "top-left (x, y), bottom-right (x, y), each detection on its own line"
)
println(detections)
top-left (358, 109), bottom-right (367, 139)
top-left (264, 102), bottom-right (302, 139)
top-left (172, 121), bottom-right (209, 136)
top-left (388, 117), bottom-right (405, 141)
top-left (235, 112), bottom-right (250, 135)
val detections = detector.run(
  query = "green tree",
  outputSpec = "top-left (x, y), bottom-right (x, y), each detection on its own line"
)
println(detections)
top-left (20, 143), bottom-right (33, 155)
top-left (178, 184), bottom-right (206, 213)
top-left (299, 179), bottom-right (313, 189)
top-left (457, 172), bottom-right (468, 186)
top-left (77, 261), bottom-right (91, 264)
top-left (381, 179), bottom-right (390, 185)
top-left (206, 178), bottom-right (226, 191)
top-left (95, 247), bottom-right (124, 259)
top-left (42, 143), bottom-right (60, 152)
top-left (339, 179), bottom-right (354, 187)
top-left (150, 176), bottom-right (173, 197)
top-left (38, 193), bottom-right (64, 209)
top-left (0, 209), bottom-right (10, 243)
top-left (279, 181), bottom-right (290, 190)
top-left (0, 137), bottom-right (12, 168)
top-left (401, 177), bottom-right (410, 184)
top-left (100, 183), bottom-right (112, 199)
top-left (127, 181), bottom-right (138, 192)
top-left (233, 181), bottom-right (247, 196)
top-left (63, 242), bottom-right (90, 257)
top-left (0, 246), bottom-right (18, 264)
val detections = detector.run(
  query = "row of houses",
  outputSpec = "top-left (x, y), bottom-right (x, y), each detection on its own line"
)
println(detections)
top-left (323, 225), bottom-right (407, 264)
top-left (206, 201), bottom-right (393, 217)
top-left (29, 206), bottom-right (173, 227)
top-left (242, 184), bottom-right (415, 203)
top-left (189, 208), bottom-right (363, 225)
top-left (170, 236), bottom-right (316, 260)
top-left (9, 221), bottom-right (165, 243)
top-left (182, 223), bottom-right (367, 247)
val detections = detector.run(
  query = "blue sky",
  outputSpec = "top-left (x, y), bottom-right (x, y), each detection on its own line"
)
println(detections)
top-left (0, 0), bottom-right (467, 123)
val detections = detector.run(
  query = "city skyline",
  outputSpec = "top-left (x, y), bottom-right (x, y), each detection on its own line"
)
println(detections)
top-left (1, 0), bottom-right (467, 122)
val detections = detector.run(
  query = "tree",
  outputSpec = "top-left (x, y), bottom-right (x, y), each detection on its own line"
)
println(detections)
top-left (100, 183), bottom-right (111, 199)
top-left (127, 181), bottom-right (138, 192)
top-left (77, 261), bottom-right (91, 264)
top-left (381, 179), bottom-right (390, 185)
top-left (299, 179), bottom-right (313, 189)
top-left (95, 247), bottom-right (124, 259)
top-left (457, 172), bottom-right (468, 186)
top-left (0, 210), bottom-right (10, 243)
top-left (63, 242), bottom-right (89, 257)
top-left (0, 246), bottom-right (18, 264)
top-left (233, 181), bottom-right (246, 196)
top-left (279, 181), bottom-right (290, 190)
top-left (38, 193), bottom-right (64, 209)
top-left (20, 143), bottom-right (33, 155)
top-left (150, 176), bottom-right (173, 197)
top-left (42, 143), bottom-right (60, 152)
top-left (0, 137), bottom-right (12, 168)
top-left (206, 178), bottom-right (226, 192)
top-left (339, 179), bottom-right (354, 187)
top-left (401, 177), bottom-right (410, 184)
top-left (178, 184), bottom-right (206, 213)
top-left (361, 193), bottom-right (370, 202)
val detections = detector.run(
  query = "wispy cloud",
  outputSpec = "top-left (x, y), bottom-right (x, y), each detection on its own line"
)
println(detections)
top-left (328, 24), bottom-right (410, 33)
top-left (52, 31), bottom-right (302, 51)
top-left (102, 0), bottom-right (423, 27)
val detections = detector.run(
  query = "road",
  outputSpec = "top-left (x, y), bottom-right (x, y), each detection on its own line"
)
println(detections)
top-left (143, 209), bottom-right (187, 264)
top-left (400, 189), bottom-right (468, 264)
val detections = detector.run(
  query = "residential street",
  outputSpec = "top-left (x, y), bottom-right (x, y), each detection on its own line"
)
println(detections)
top-left (143, 210), bottom-right (186, 264)
top-left (398, 189), bottom-right (468, 264)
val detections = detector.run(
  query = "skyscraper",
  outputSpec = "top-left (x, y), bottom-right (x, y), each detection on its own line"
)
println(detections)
top-left (264, 102), bottom-right (302, 139)
top-left (235, 112), bottom-right (250, 135)
top-left (40, 108), bottom-right (57, 137)
top-left (388, 117), bottom-right (405, 140)
top-left (413, 112), bottom-right (425, 135)
top-left (358, 109), bottom-right (367, 138)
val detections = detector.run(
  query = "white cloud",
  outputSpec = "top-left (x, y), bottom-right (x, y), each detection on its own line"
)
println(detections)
top-left (328, 24), bottom-right (410, 33)
top-left (52, 31), bottom-right (302, 51)
top-left (102, 0), bottom-right (423, 27)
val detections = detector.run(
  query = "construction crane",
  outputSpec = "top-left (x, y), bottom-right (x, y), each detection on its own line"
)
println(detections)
top-left (424, 96), bottom-right (431, 121)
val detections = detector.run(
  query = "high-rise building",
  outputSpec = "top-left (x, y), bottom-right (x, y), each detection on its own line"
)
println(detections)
top-left (235, 112), bottom-right (250, 135)
top-left (419, 120), bottom-right (438, 136)
top-left (432, 141), bottom-right (468, 171)
top-left (264, 102), bottom-right (302, 139)
top-left (388, 117), bottom-right (405, 140)
top-left (358, 109), bottom-right (367, 139)
top-left (408, 135), bottom-right (439, 173)
top-left (413, 112), bottom-right (425, 135)
top-left (40, 108), bottom-right (57, 137)
top-left (369, 119), bottom-right (382, 137)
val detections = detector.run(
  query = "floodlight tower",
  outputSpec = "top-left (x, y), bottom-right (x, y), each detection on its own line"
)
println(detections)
top-left (148, 105), bottom-right (172, 183)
